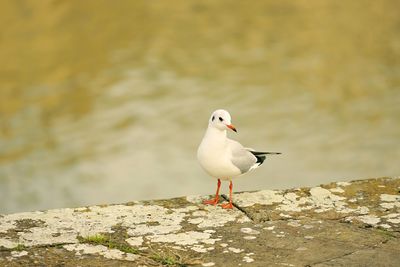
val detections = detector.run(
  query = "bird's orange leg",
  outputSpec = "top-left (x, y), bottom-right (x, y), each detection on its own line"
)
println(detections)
top-left (203, 179), bottom-right (221, 205)
top-left (220, 181), bottom-right (234, 209)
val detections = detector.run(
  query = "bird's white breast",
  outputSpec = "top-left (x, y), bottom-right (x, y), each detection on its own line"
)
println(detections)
top-left (197, 130), bottom-right (241, 180)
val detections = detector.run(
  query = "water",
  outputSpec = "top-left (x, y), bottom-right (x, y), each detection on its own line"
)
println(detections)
top-left (1, 1), bottom-right (399, 213)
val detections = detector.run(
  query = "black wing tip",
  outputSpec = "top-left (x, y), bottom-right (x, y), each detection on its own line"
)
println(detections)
top-left (255, 155), bottom-right (266, 165)
top-left (250, 151), bottom-right (280, 166)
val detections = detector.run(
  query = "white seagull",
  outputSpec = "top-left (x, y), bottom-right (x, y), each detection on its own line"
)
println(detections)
top-left (197, 109), bottom-right (281, 209)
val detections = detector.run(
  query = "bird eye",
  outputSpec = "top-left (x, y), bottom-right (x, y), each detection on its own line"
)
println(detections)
top-left (212, 116), bottom-right (215, 121)
top-left (219, 117), bottom-right (223, 122)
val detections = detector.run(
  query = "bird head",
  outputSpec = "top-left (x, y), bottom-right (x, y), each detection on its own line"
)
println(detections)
top-left (208, 109), bottom-right (237, 132)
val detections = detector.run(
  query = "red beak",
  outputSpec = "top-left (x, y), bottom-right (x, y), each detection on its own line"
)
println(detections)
top-left (227, 124), bottom-right (237, 132)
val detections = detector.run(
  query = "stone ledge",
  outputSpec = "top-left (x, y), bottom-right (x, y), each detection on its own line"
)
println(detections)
top-left (1, 177), bottom-right (399, 266)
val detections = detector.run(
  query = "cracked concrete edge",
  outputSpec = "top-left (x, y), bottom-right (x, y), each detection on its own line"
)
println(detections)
top-left (0, 177), bottom-right (399, 266)
top-left (0, 193), bottom-right (251, 265)
top-left (232, 177), bottom-right (400, 230)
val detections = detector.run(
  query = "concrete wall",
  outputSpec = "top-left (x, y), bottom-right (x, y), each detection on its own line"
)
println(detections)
top-left (1, 177), bottom-right (399, 266)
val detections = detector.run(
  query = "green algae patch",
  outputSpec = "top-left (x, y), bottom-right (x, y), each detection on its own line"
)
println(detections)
top-left (12, 244), bottom-right (26, 252)
top-left (149, 248), bottom-right (202, 266)
top-left (78, 234), bottom-right (202, 266)
top-left (79, 234), bottom-right (139, 255)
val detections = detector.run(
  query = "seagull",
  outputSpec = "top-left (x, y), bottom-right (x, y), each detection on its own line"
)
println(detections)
top-left (197, 109), bottom-right (281, 209)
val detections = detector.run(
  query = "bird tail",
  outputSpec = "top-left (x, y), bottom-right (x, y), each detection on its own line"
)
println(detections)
top-left (250, 151), bottom-right (282, 156)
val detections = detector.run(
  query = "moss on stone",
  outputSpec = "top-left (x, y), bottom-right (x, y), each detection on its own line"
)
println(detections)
top-left (79, 234), bottom-right (139, 255)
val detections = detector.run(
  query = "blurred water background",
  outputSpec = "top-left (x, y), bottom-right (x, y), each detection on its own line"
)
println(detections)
top-left (1, 1), bottom-right (399, 213)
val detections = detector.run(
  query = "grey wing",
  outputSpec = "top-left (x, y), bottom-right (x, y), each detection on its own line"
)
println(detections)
top-left (228, 139), bottom-right (258, 174)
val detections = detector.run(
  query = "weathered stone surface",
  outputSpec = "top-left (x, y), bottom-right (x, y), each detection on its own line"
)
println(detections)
top-left (0, 177), bottom-right (399, 266)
